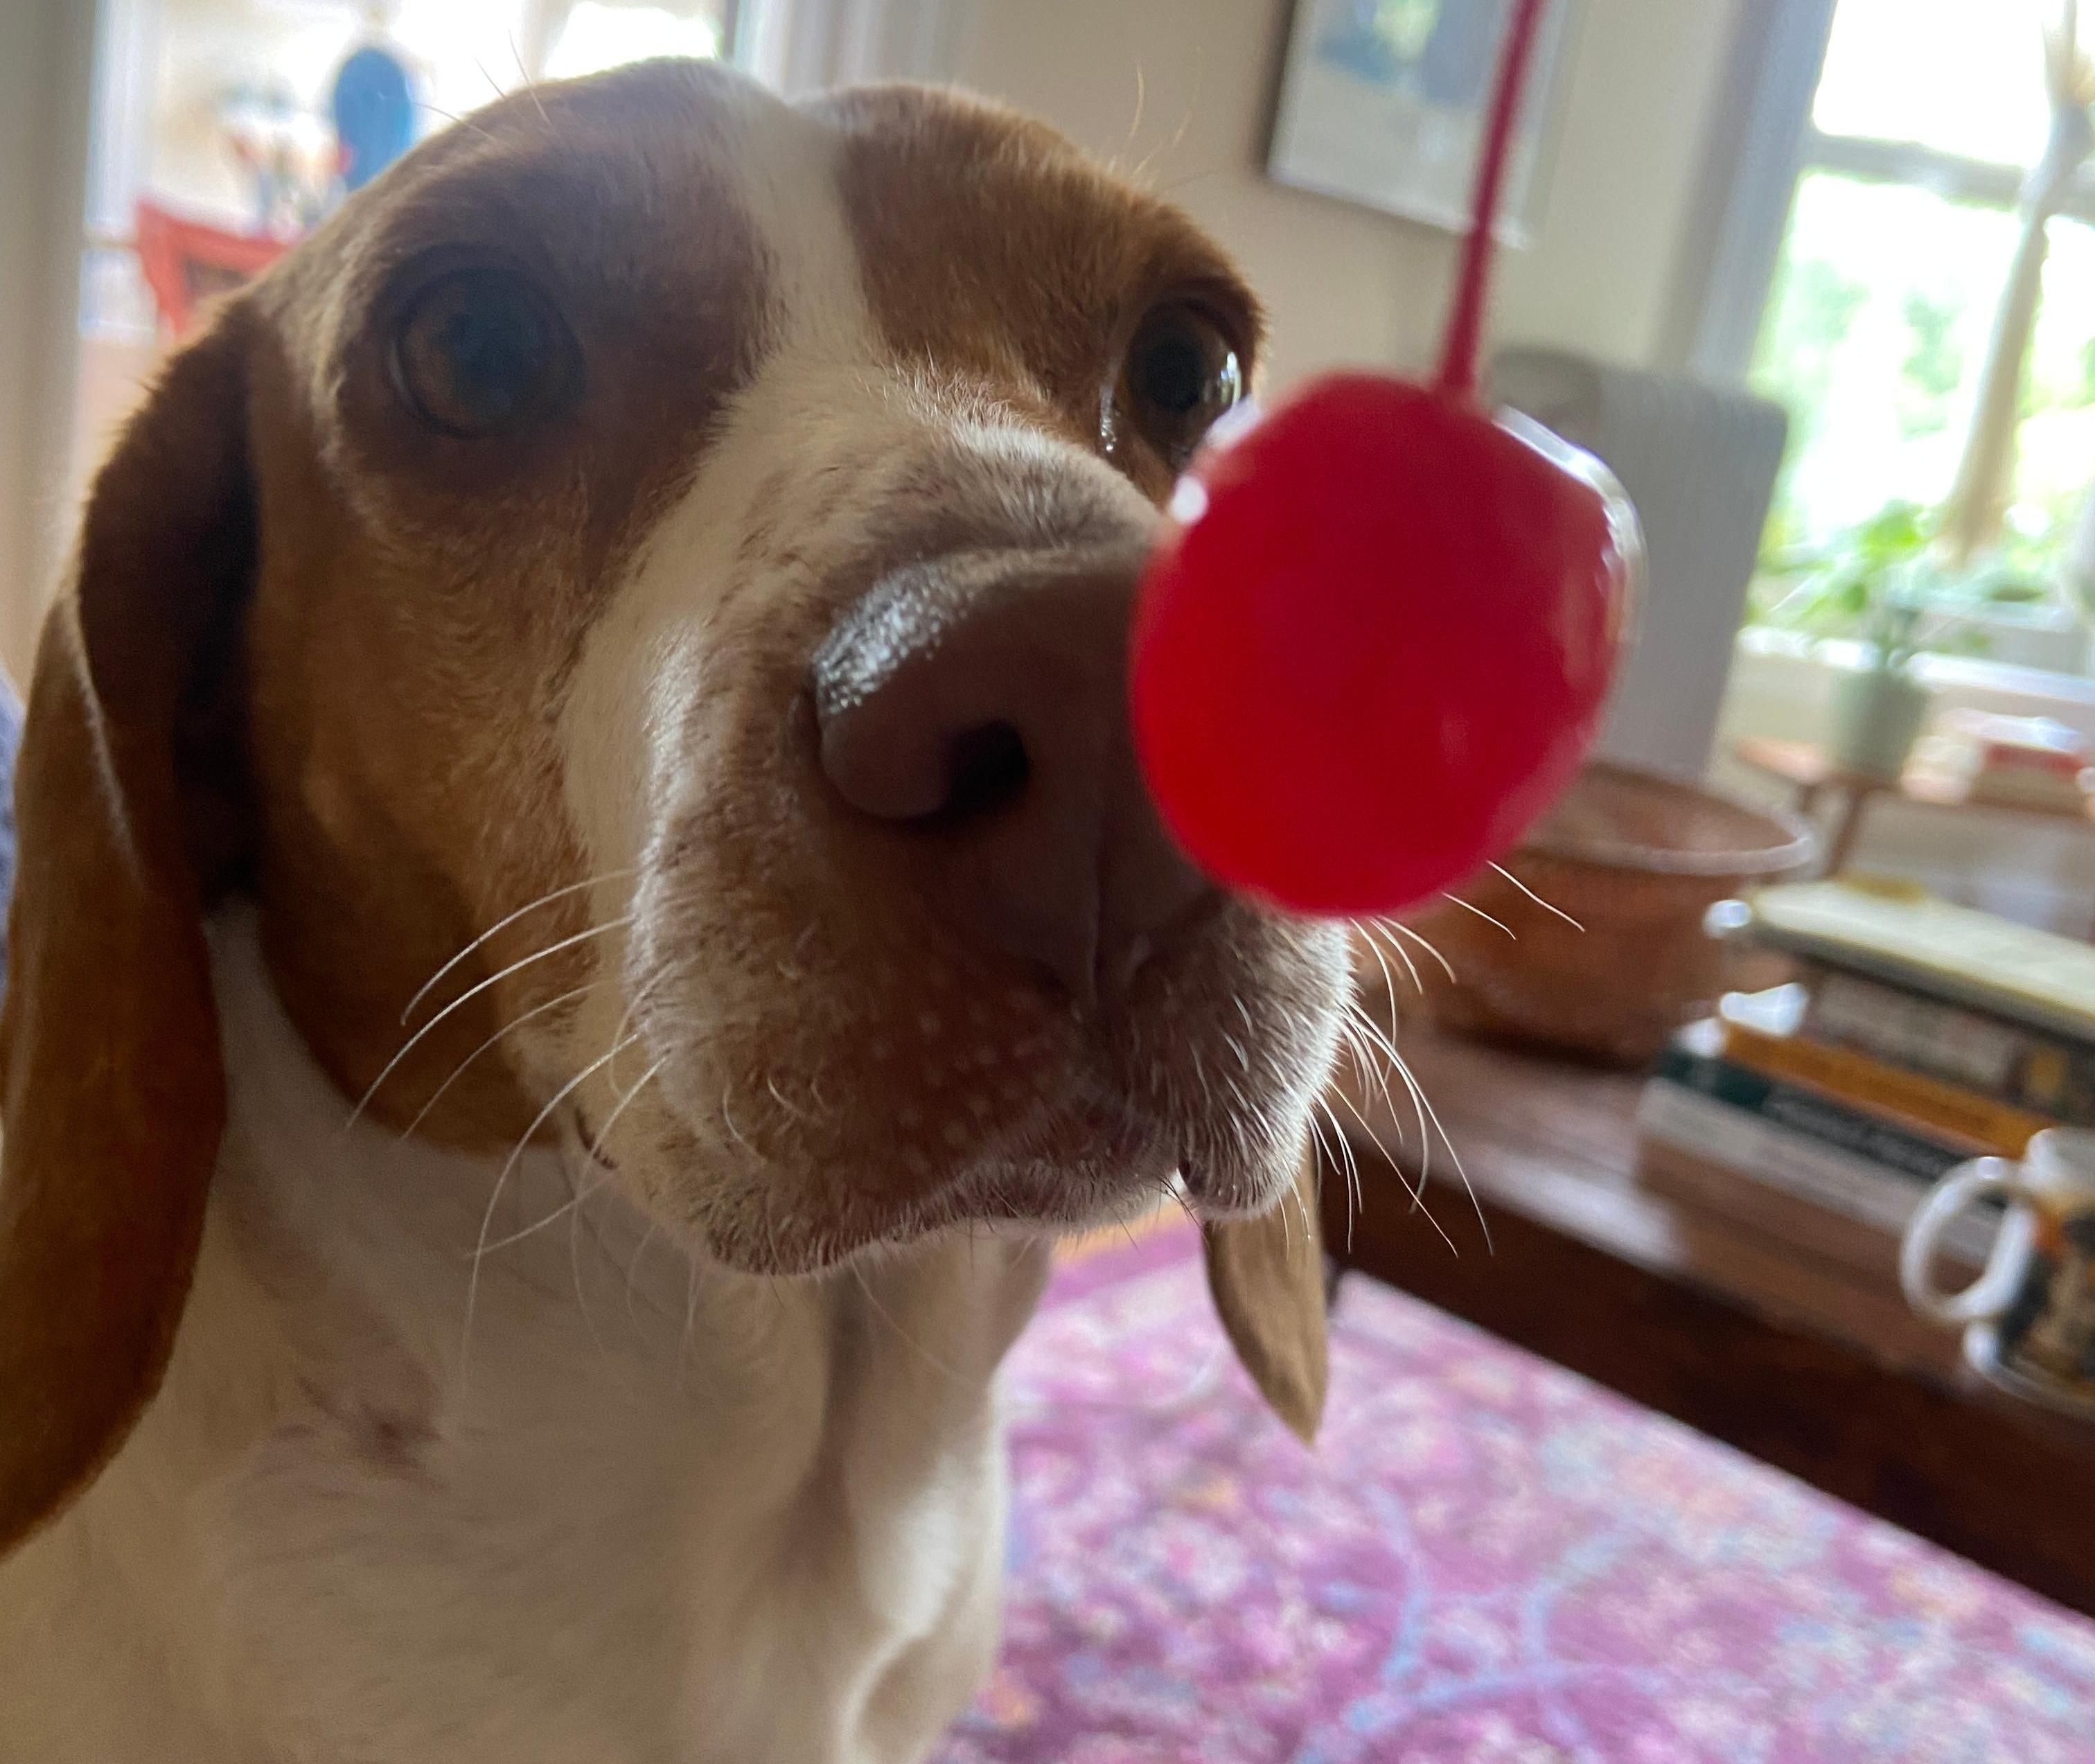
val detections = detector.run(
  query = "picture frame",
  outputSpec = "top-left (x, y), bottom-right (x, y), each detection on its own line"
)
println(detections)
top-left (1267, 0), bottom-right (1582, 245)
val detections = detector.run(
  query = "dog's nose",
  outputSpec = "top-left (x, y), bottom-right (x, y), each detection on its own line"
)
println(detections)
top-left (811, 545), bottom-right (1214, 1004)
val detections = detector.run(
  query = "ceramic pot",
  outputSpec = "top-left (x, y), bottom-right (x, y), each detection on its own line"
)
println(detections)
top-left (1828, 663), bottom-right (1930, 779)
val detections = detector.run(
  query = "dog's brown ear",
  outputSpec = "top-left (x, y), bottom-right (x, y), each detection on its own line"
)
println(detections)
top-left (1203, 1142), bottom-right (1327, 1443)
top-left (0, 309), bottom-right (256, 1553)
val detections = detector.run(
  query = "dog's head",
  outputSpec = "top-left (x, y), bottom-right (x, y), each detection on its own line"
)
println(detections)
top-left (0, 63), bottom-right (1349, 1549)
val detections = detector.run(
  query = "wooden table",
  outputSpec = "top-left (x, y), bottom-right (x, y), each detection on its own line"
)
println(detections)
top-left (1735, 734), bottom-right (2095, 877)
top-left (1321, 1012), bottom-right (2095, 1616)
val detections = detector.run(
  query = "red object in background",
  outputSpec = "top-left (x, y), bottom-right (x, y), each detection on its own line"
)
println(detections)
top-left (134, 199), bottom-right (290, 336)
top-left (1129, 0), bottom-right (1640, 916)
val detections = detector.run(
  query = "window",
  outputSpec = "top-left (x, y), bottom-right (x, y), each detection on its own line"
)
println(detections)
top-left (1744, 0), bottom-right (2094, 616)
top-left (81, 0), bottom-right (741, 339)
top-left (69, 0), bottom-right (739, 515)
top-left (541, 2), bottom-right (730, 80)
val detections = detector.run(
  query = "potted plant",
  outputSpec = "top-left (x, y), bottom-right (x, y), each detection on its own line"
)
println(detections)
top-left (1758, 502), bottom-right (1936, 778)
top-left (1828, 565), bottom-right (1933, 779)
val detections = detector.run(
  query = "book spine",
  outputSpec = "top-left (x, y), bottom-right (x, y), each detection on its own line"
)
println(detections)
top-left (1652, 1041), bottom-right (1965, 1181)
top-left (1741, 910), bottom-right (2095, 1050)
top-left (1802, 963), bottom-right (2095, 1122)
top-left (1720, 1021), bottom-right (2050, 1157)
top-left (1637, 1081), bottom-right (1999, 1260)
top-left (1807, 967), bottom-right (2019, 1089)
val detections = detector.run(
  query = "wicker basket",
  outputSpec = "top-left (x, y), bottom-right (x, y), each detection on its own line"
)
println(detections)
top-left (1380, 761), bottom-right (1816, 1066)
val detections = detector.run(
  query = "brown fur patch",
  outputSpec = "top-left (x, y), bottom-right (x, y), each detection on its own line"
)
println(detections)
top-left (815, 85), bottom-right (1263, 504)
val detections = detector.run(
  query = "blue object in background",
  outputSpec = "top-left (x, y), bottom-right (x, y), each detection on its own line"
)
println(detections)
top-left (332, 44), bottom-right (417, 193)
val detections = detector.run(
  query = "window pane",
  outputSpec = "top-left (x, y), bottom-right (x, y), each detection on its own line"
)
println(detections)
top-left (2020, 213), bottom-right (2095, 554)
top-left (1813, 0), bottom-right (2056, 168)
top-left (1751, 170), bottom-right (2095, 567)
top-left (544, 4), bottom-right (723, 80)
top-left (124, 1), bottom-right (730, 229)
top-left (69, 0), bottom-right (733, 513)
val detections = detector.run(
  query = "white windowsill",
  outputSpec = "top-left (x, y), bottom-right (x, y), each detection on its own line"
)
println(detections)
top-left (1732, 626), bottom-right (2095, 721)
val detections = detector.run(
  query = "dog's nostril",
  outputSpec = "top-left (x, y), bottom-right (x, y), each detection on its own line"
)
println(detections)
top-left (937, 721), bottom-right (1029, 824)
top-left (813, 544), bottom-right (1215, 1001)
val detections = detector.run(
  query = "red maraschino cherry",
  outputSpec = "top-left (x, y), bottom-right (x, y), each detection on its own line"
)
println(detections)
top-left (1129, 0), bottom-right (1639, 916)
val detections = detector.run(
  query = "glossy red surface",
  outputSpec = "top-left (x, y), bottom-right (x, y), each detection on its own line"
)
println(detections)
top-left (1129, 374), bottom-right (1634, 915)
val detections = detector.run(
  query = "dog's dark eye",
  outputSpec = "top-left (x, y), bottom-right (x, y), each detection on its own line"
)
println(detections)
top-left (1122, 306), bottom-right (1243, 466)
top-left (391, 267), bottom-right (580, 439)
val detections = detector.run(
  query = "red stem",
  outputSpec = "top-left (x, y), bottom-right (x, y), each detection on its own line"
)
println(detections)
top-left (1434, 0), bottom-right (1551, 403)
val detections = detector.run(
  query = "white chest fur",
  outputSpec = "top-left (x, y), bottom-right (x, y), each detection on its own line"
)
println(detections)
top-left (0, 915), bottom-right (1048, 1763)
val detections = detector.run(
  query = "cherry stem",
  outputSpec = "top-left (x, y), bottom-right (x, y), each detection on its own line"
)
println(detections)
top-left (1434, 0), bottom-right (1552, 404)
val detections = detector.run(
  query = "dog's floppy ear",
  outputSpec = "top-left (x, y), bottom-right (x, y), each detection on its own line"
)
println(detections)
top-left (1203, 1143), bottom-right (1327, 1443)
top-left (0, 308), bottom-right (257, 1553)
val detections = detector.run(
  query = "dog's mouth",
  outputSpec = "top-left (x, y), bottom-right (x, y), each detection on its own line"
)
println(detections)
top-left (601, 903), bottom-right (1350, 1276)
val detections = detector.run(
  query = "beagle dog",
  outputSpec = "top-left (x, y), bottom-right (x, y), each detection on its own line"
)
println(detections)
top-left (0, 61), bottom-right (1347, 1763)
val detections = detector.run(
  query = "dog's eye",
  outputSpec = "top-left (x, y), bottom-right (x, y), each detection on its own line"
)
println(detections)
top-left (1122, 306), bottom-right (1243, 466)
top-left (391, 267), bottom-right (580, 439)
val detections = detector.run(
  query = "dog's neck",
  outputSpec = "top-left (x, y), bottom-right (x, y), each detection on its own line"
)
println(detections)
top-left (1, 911), bottom-right (1049, 1764)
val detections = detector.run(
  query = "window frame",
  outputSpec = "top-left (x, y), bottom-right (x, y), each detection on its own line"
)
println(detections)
top-left (1663, 0), bottom-right (2095, 384)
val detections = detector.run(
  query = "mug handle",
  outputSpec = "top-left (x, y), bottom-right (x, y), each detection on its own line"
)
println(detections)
top-left (1900, 1157), bottom-right (2031, 1325)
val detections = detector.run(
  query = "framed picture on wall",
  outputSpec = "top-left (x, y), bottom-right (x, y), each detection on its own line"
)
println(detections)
top-left (1267, 0), bottom-right (1580, 243)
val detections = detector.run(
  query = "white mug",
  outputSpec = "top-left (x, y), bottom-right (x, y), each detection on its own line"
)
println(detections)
top-left (1901, 1127), bottom-right (2095, 1414)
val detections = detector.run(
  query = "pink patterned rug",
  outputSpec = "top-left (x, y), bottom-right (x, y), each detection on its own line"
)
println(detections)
top-left (935, 1226), bottom-right (2095, 1763)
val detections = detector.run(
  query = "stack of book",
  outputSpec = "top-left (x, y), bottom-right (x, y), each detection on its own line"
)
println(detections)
top-left (1636, 881), bottom-right (2095, 1278)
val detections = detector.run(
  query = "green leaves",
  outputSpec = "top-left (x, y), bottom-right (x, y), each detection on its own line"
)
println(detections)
top-left (1747, 500), bottom-right (2054, 671)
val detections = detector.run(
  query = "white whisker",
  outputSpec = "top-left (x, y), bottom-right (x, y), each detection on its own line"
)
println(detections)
top-left (462, 1032), bottom-right (639, 1372)
top-left (396, 982), bottom-right (595, 1143)
top-left (348, 915), bottom-right (635, 1133)
top-left (765, 1074), bottom-right (811, 1124)
top-left (401, 868), bottom-right (637, 1027)
top-left (1351, 1005), bottom-right (1489, 1252)
top-left (1361, 919), bottom-right (1425, 996)
top-left (850, 1263), bottom-right (964, 1386)
top-left (623, 1222), bottom-right (660, 1332)
top-left (1354, 921), bottom-right (1403, 1007)
top-left (1314, 1093), bottom-right (1363, 1255)
top-left (720, 1088), bottom-right (757, 1156)
top-left (1347, 1006), bottom-right (1435, 1203)
top-left (682, 1255), bottom-right (704, 1365)
top-left (1378, 918), bottom-right (1457, 985)
top-left (1289, 1176), bottom-right (1315, 1258)
top-left (1403, 1061), bottom-right (1490, 1253)
top-left (592, 1056), bottom-right (666, 1163)
top-left (1328, 1081), bottom-right (1457, 1256)
top-left (476, 1053), bottom-right (666, 1258)
top-left (1490, 861), bottom-right (1585, 931)
top-left (477, 1171), bottom-right (615, 1256)
top-left (506, 33), bottom-right (550, 125)
top-left (605, 954), bottom-right (690, 1089)
top-left (1340, 1009), bottom-right (1406, 1141)
top-left (1440, 894), bottom-right (1517, 940)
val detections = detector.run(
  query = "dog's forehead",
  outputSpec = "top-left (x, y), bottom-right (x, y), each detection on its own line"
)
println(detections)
top-left (811, 85), bottom-right (1259, 397)
top-left (267, 63), bottom-right (1253, 405)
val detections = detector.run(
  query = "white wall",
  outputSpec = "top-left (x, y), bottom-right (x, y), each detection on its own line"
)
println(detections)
top-left (0, 0), bottom-right (97, 687)
top-left (951, 0), bottom-right (1745, 391)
